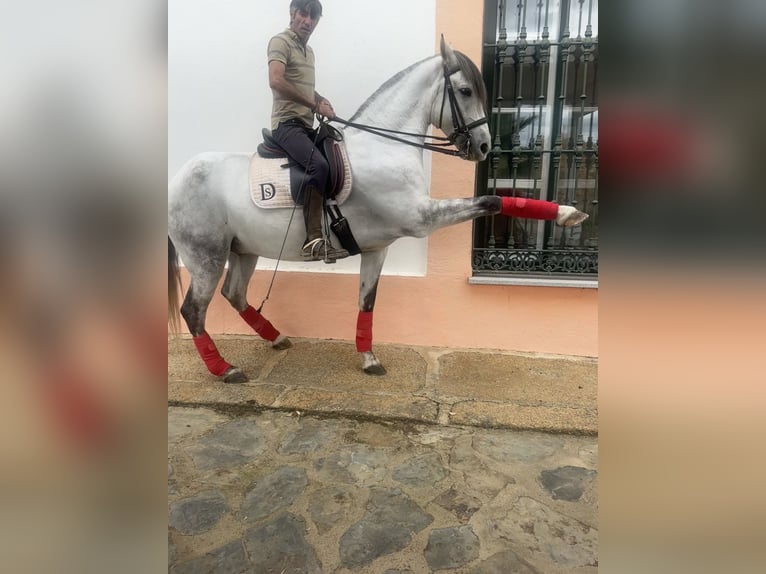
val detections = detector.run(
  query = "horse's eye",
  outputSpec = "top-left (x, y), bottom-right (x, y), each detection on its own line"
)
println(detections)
top-left (459, 88), bottom-right (473, 97)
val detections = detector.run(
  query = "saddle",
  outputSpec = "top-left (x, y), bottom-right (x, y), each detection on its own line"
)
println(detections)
top-left (250, 123), bottom-right (360, 255)
top-left (256, 123), bottom-right (347, 202)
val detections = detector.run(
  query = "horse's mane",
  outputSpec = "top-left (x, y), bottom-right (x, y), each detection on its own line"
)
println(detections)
top-left (349, 51), bottom-right (487, 122)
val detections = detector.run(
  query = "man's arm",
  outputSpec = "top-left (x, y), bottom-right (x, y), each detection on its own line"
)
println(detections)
top-left (313, 91), bottom-right (335, 118)
top-left (268, 60), bottom-right (336, 118)
top-left (268, 60), bottom-right (316, 110)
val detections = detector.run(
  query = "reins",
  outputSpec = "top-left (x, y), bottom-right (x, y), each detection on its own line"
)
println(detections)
top-left (331, 63), bottom-right (488, 157)
top-left (330, 117), bottom-right (462, 156)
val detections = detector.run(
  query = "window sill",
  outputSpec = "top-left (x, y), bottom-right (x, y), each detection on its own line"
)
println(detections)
top-left (469, 276), bottom-right (598, 289)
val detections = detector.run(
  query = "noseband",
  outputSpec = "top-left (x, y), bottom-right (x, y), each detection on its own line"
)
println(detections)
top-left (439, 64), bottom-right (489, 154)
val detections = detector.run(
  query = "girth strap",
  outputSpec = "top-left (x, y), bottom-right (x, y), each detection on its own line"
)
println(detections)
top-left (326, 201), bottom-right (361, 255)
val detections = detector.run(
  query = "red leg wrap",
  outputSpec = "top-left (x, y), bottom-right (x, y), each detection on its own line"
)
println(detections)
top-left (240, 305), bottom-right (279, 342)
top-left (501, 196), bottom-right (558, 220)
top-left (193, 332), bottom-right (232, 376)
top-left (356, 311), bottom-right (373, 353)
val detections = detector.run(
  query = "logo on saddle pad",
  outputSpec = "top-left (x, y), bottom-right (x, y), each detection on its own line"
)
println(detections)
top-left (259, 183), bottom-right (276, 201)
top-left (249, 141), bottom-right (353, 209)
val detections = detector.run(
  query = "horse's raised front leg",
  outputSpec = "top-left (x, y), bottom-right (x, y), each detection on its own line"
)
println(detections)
top-left (416, 196), bottom-right (588, 234)
top-left (221, 252), bottom-right (292, 353)
top-left (357, 248), bottom-right (388, 376)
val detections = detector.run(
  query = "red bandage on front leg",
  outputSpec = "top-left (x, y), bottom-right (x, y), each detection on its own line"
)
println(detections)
top-left (356, 311), bottom-right (373, 352)
top-left (501, 196), bottom-right (558, 220)
top-left (240, 305), bottom-right (279, 341)
top-left (193, 332), bottom-right (232, 376)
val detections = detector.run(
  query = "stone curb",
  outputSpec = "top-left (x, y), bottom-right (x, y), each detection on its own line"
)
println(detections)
top-left (169, 335), bottom-right (598, 435)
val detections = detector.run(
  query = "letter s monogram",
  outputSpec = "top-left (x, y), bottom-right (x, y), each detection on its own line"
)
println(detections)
top-left (260, 183), bottom-right (276, 201)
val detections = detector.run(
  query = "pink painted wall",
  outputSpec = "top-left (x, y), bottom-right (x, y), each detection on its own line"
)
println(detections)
top-left (180, 0), bottom-right (597, 358)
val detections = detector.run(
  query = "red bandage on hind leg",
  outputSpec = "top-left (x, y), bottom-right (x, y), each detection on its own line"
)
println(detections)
top-left (356, 311), bottom-right (374, 352)
top-left (240, 305), bottom-right (280, 341)
top-left (501, 196), bottom-right (558, 220)
top-left (193, 332), bottom-right (232, 376)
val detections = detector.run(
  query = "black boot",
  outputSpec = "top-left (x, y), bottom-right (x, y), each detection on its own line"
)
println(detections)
top-left (301, 186), bottom-right (349, 263)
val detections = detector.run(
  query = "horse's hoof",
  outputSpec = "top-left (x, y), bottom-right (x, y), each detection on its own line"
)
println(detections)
top-left (363, 364), bottom-right (387, 376)
top-left (271, 335), bottom-right (293, 350)
top-left (223, 367), bottom-right (248, 384)
top-left (556, 206), bottom-right (589, 227)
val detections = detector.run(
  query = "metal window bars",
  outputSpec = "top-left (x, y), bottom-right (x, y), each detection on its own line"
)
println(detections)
top-left (473, 0), bottom-right (598, 277)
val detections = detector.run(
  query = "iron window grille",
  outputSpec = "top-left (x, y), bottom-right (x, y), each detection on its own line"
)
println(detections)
top-left (473, 0), bottom-right (598, 278)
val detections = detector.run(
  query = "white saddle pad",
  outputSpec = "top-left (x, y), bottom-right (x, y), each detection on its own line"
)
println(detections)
top-left (249, 142), bottom-right (352, 209)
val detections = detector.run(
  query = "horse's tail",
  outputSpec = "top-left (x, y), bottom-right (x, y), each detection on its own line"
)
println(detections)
top-left (168, 237), bottom-right (181, 335)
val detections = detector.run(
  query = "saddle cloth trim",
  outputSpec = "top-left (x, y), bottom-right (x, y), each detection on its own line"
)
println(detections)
top-left (249, 141), bottom-right (352, 209)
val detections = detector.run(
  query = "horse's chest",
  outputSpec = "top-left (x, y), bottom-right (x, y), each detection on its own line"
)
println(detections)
top-left (351, 160), bottom-right (425, 193)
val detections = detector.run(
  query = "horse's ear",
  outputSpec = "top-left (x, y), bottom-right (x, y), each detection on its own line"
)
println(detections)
top-left (440, 34), bottom-right (459, 72)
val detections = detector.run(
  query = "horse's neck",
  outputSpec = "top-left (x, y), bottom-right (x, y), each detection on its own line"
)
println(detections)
top-left (350, 56), bottom-right (442, 137)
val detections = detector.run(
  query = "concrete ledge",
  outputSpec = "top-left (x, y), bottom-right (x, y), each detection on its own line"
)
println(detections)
top-left (168, 335), bottom-right (597, 435)
top-left (274, 388), bottom-right (439, 424)
top-left (469, 275), bottom-right (598, 288)
top-left (448, 401), bottom-right (597, 434)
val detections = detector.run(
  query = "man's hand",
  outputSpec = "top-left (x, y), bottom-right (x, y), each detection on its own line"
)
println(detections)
top-left (316, 99), bottom-right (335, 119)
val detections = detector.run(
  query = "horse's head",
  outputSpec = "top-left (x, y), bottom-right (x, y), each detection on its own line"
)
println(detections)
top-left (434, 37), bottom-right (491, 162)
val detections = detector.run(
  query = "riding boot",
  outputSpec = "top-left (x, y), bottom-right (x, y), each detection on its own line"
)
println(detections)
top-left (301, 186), bottom-right (349, 263)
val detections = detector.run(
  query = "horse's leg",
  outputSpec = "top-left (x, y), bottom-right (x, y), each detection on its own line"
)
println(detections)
top-left (179, 245), bottom-right (246, 384)
top-left (357, 248), bottom-right (388, 375)
top-left (221, 252), bottom-right (292, 350)
top-left (416, 196), bottom-right (588, 233)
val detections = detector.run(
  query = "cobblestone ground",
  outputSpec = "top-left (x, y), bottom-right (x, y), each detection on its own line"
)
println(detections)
top-left (168, 407), bottom-right (598, 574)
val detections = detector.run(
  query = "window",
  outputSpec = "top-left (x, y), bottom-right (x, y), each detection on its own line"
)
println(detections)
top-left (473, 0), bottom-right (598, 280)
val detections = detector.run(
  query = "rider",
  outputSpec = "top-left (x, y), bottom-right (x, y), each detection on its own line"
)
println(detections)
top-left (267, 0), bottom-right (349, 262)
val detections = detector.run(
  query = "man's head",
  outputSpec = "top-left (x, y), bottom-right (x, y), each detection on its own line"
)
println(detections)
top-left (289, 0), bottom-right (323, 43)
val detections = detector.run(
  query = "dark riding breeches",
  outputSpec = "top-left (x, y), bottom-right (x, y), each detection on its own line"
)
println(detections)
top-left (271, 120), bottom-right (329, 203)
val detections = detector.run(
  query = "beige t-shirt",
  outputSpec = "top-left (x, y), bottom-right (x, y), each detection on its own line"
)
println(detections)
top-left (267, 29), bottom-right (316, 130)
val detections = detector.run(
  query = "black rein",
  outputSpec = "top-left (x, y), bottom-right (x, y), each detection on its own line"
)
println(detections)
top-left (329, 64), bottom-right (488, 158)
top-left (330, 117), bottom-right (463, 156)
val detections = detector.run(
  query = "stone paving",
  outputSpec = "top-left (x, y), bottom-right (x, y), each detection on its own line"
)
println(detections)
top-left (168, 406), bottom-right (598, 573)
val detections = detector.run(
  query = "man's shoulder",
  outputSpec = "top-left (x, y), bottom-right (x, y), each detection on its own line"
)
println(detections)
top-left (269, 30), bottom-right (296, 47)
top-left (271, 29), bottom-right (292, 40)
top-left (268, 30), bottom-right (293, 62)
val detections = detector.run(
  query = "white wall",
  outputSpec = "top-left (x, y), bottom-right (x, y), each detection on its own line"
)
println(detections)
top-left (169, 0), bottom-right (436, 275)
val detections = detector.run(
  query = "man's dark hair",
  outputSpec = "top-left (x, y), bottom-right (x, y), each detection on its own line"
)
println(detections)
top-left (290, 0), bottom-right (323, 19)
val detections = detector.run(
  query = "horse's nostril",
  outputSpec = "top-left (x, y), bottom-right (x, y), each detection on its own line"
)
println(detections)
top-left (480, 143), bottom-right (489, 155)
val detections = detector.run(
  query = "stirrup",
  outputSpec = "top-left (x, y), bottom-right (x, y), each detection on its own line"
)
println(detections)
top-left (301, 237), bottom-right (349, 264)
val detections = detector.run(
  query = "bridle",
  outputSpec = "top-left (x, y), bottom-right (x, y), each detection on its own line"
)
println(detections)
top-left (439, 63), bottom-right (489, 154)
top-left (330, 62), bottom-right (489, 158)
